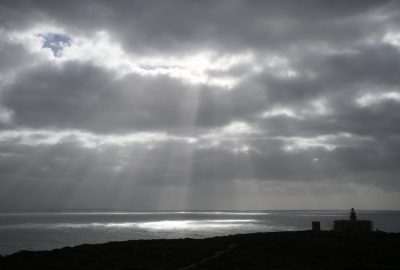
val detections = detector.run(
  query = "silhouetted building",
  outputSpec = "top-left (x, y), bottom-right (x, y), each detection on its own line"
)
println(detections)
top-left (312, 221), bottom-right (320, 231)
top-left (333, 208), bottom-right (373, 232)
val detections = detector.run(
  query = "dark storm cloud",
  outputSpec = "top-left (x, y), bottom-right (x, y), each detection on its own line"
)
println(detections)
top-left (0, 0), bottom-right (396, 53)
top-left (313, 44), bottom-right (400, 86)
top-left (1, 0), bottom-right (400, 209)
top-left (2, 62), bottom-right (266, 132)
top-left (0, 38), bottom-right (33, 72)
top-left (248, 42), bottom-right (400, 107)
top-left (258, 98), bottom-right (400, 138)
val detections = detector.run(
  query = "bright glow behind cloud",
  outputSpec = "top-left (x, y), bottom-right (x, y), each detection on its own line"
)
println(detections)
top-left (8, 26), bottom-right (257, 89)
top-left (356, 92), bottom-right (400, 107)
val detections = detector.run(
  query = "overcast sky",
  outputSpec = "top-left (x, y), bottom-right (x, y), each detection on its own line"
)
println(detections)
top-left (0, 0), bottom-right (400, 210)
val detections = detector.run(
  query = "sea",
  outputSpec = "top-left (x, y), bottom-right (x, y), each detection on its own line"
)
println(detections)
top-left (0, 210), bottom-right (399, 255)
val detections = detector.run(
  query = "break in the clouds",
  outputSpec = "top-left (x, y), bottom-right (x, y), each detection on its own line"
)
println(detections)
top-left (0, 0), bottom-right (400, 210)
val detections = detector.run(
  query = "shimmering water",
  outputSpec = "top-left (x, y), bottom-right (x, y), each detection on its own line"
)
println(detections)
top-left (0, 210), bottom-right (399, 255)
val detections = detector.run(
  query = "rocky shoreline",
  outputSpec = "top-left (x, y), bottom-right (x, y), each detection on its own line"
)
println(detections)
top-left (1, 231), bottom-right (399, 269)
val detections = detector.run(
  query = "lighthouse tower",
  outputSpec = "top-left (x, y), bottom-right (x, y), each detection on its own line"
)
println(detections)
top-left (350, 208), bottom-right (357, 221)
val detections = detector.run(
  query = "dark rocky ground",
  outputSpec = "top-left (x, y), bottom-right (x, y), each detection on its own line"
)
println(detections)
top-left (0, 231), bottom-right (399, 269)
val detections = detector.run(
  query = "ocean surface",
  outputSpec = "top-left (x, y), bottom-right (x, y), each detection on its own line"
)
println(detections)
top-left (0, 210), bottom-right (399, 255)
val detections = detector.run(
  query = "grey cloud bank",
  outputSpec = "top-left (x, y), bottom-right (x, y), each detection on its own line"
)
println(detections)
top-left (0, 0), bottom-right (399, 210)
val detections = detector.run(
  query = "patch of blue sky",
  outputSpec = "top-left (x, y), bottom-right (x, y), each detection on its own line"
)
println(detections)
top-left (41, 33), bottom-right (72, 57)
top-left (139, 63), bottom-right (178, 71)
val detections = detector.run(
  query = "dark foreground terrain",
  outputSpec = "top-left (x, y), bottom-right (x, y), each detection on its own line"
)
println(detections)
top-left (0, 231), bottom-right (399, 270)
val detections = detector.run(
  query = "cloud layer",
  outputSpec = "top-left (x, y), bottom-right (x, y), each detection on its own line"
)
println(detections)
top-left (1, 0), bottom-right (400, 210)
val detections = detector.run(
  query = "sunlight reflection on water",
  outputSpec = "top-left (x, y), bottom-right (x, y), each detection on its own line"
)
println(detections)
top-left (137, 219), bottom-right (257, 230)
top-left (1, 219), bottom-right (260, 230)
